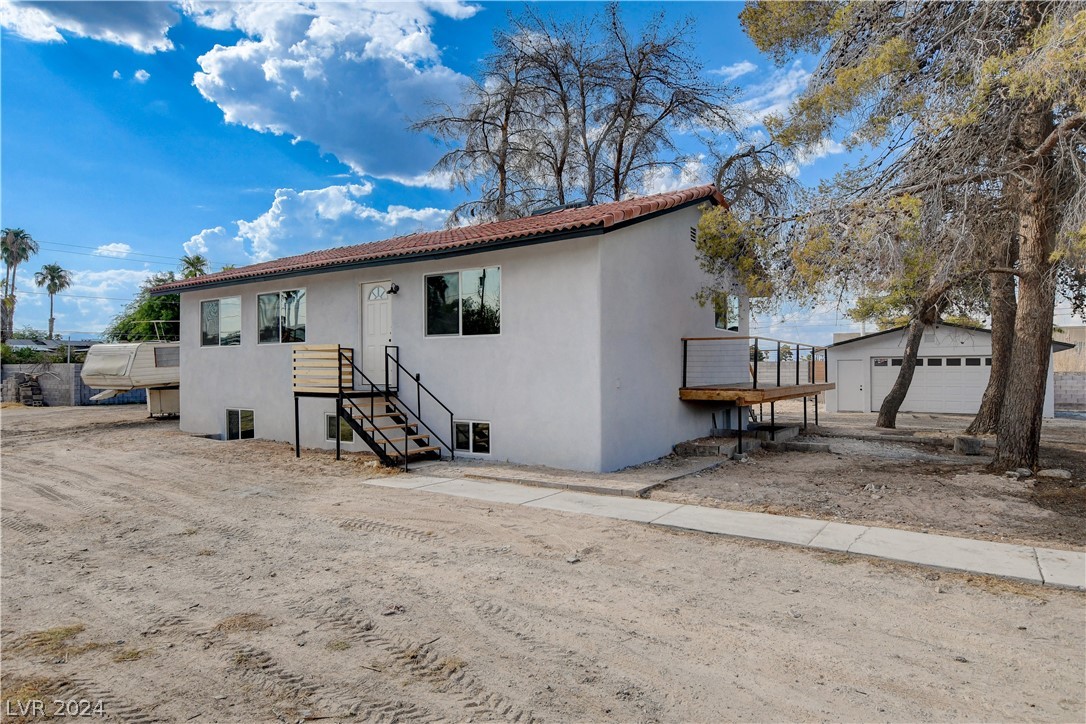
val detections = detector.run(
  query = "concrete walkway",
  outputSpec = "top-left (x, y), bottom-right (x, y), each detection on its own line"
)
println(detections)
top-left (361, 473), bottom-right (1086, 591)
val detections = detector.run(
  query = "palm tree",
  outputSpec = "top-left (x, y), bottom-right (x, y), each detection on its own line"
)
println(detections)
top-left (180, 254), bottom-right (209, 279)
top-left (34, 263), bottom-right (73, 338)
top-left (1, 228), bottom-right (39, 341)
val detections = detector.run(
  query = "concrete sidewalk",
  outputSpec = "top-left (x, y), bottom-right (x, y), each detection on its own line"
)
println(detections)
top-left (360, 473), bottom-right (1086, 591)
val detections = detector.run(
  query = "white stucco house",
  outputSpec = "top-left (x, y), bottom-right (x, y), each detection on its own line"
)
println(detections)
top-left (153, 185), bottom-right (808, 473)
top-left (825, 322), bottom-right (1074, 417)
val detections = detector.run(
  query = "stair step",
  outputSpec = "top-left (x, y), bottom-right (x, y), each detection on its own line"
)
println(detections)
top-left (352, 411), bottom-right (403, 420)
top-left (363, 423), bottom-right (417, 432)
top-left (376, 434), bottom-right (431, 445)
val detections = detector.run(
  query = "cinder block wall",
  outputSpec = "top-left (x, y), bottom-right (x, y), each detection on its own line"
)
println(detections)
top-left (1, 364), bottom-right (146, 406)
top-left (1054, 372), bottom-right (1086, 410)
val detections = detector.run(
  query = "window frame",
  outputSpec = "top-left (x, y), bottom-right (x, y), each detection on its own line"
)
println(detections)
top-left (713, 294), bottom-right (740, 332)
top-left (423, 266), bottom-right (502, 338)
top-left (225, 408), bottom-right (255, 440)
top-left (200, 296), bottom-right (242, 347)
top-left (454, 419), bottom-right (492, 455)
top-left (325, 413), bottom-right (354, 443)
top-left (256, 288), bottom-right (307, 345)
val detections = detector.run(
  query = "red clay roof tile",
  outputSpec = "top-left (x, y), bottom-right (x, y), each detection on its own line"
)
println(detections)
top-left (154, 185), bottom-right (726, 294)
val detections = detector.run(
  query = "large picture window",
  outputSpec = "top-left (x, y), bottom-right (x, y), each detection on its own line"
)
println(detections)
top-left (201, 297), bottom-right (241, 346)
top-left (426, 267), bottom-right (500, 336)
top-left (258, 289), bottom-right (306, 344)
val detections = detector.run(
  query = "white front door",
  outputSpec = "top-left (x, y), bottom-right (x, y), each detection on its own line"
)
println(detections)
top-left (837, 359), bottom-right (865, 412)
top-left (362, 281), bottom-right (393, 386)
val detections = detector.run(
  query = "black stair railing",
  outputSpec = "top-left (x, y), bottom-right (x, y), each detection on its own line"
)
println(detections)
top-left (336, 348), bottom-right (414, 470)
top-left (384, 345), bottom-right (455, 460)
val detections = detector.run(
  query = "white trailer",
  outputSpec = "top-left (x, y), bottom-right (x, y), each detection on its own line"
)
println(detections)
top-left (81, 342), bottom-right (180, 417)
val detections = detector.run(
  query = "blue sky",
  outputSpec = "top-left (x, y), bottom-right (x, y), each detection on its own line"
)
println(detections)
top-left (0, 1), bottom-right (977, 343)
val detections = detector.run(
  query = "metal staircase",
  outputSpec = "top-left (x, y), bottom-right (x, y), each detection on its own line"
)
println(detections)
top-left (291, 344), bottom-right (454, 471)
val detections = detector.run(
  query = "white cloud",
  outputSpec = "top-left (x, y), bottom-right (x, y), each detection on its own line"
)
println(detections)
top-left (112, 69), bottom-right (122, 80)
top-left (710, 60), bottom-right (757, 82)
top-left (738, 61), bottom-right (811, 128)
top-left (185, 0), bottom-right (477, 181)
top-left (639, 158), bottom-right (708, 196)
top-left (94, 242), bottom-right (132, 258)
top-left (231, 182), bottom-right (447, 261)
top-left (0, 0), bottom-right (178, 52)
top-left (793, 138), bottom-right (846, 171)
top-left (133, 68), bottom-right (150, 83)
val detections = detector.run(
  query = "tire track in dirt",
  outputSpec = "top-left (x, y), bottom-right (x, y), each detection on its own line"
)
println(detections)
top-left (1, 514), bottom-right (49, 537)
top-left (289, 597), bottom-right (537, 723)
top-left (8, 676), bottom-right (166, 723)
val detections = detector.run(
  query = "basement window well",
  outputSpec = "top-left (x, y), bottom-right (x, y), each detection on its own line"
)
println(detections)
top-left (226, 409), bottom-right (255, 440)
top-left (454, 420), bottom-right (491, 454)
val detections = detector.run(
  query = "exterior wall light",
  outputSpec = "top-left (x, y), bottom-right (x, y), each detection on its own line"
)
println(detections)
top-left (388, 283), bottom-right (400, 295)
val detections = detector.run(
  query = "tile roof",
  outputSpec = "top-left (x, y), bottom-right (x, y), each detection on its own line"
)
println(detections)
top-left (153, 185), bottom-right (726, 294)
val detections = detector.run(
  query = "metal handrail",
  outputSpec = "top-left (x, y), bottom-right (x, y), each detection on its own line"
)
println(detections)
top-left (681, 335), bottom-right (830, 390)
top-left (383, 346), bottom-right (455, 459)
top-left (338, 348), bottom-right (411, 470)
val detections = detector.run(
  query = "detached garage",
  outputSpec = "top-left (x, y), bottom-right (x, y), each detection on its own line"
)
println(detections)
top-left (825, 323), bottom-right (1074, 417)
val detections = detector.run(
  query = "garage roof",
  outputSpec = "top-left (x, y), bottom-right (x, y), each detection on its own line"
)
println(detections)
top-left (830, 322), bottom-right (1075, 352)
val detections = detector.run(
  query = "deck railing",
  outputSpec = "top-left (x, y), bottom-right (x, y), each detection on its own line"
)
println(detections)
top-left (681, 336), bottom-right (829, 390)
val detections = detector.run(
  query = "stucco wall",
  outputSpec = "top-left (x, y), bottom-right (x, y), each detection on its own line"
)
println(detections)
top-left (825, 326), bottom-right (1056, 418)
top-left (179, 236), bottom-right (605, 471)
top-left (598, 206), bottom-right (748, 471)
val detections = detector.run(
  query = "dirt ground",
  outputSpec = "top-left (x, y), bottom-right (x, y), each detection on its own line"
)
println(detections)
top-left (650, 431), bottom-right (1086, 550)
top-left (2, 405), bottom-right (1085, 723)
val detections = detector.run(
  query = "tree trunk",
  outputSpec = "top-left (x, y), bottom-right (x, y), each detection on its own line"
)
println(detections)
top-left (965, 235), bottom-right (1018, 435)
top-left (876, 317), bottom-right (926, 428)
top-left (995, 104), bottom-right (1057, 470)
top-left (48, 293), bottom-right (55, 338)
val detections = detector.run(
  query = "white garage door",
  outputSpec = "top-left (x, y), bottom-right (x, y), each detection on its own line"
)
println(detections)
top-left (870, 355), bottom-right (992, 414)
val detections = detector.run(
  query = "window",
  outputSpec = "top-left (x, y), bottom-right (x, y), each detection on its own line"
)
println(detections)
top-left (985, 357), bottom-right (992, 366)
top-left (965, 358), bottom-right (982, 366)
top-left (927, 358), bottom-right (943, 367)
top-left (325, 413), bottom-right (354, 442)
top-left (258, 290), bottom-right (306, 344)
top-left (154, 346), bottom-right (179, 367)
top-left (946, 358), bottom-right (962, 366)
top-left (915, 359), bottom-right (924, 366)
top-left (201, 297), bottom-right (241, 346)
top-left (226, 409), bottom-right (254, 440)
top-left (873, 358), bottom-right (888, 367)
top-left (713, 294), bottom-right (740, 332)
top-left (425, 268), bottom-right (500, 336)
top-left (891, 358), bottom-right (903, 367)
top-left (454, 420), bottom-right (491, 454)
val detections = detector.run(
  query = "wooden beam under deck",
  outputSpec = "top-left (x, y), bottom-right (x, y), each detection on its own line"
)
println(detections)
top-left (680, 382), bottom-right (835, 405)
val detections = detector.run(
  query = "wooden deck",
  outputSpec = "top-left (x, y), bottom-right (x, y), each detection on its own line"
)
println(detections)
top-left (680, 381), bottom-right (835, 405)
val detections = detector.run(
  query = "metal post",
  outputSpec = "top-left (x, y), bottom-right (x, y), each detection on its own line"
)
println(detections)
top-left (803, 396), bottom-right (808, 430)
top-left (736, 406), bottom-right (743, 454)
top-left (770, 402), bottom-right (776, 441)
top-left (796, 345), bottom-right (801, 385)
top-left (336, 395), bottom-right (342, 461)
top-left (294, 396), bottom-right (300, 458)
top-left (416, 373), bottom-right (421, 417)
top-left (776, 341), bottom-right (781, 387)
top-left (753, 339), bottom-right (759, 390)
top-left (681, 339), bottom-right (688, 388)
top-left (815, 394), bottom-right (819, 426)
